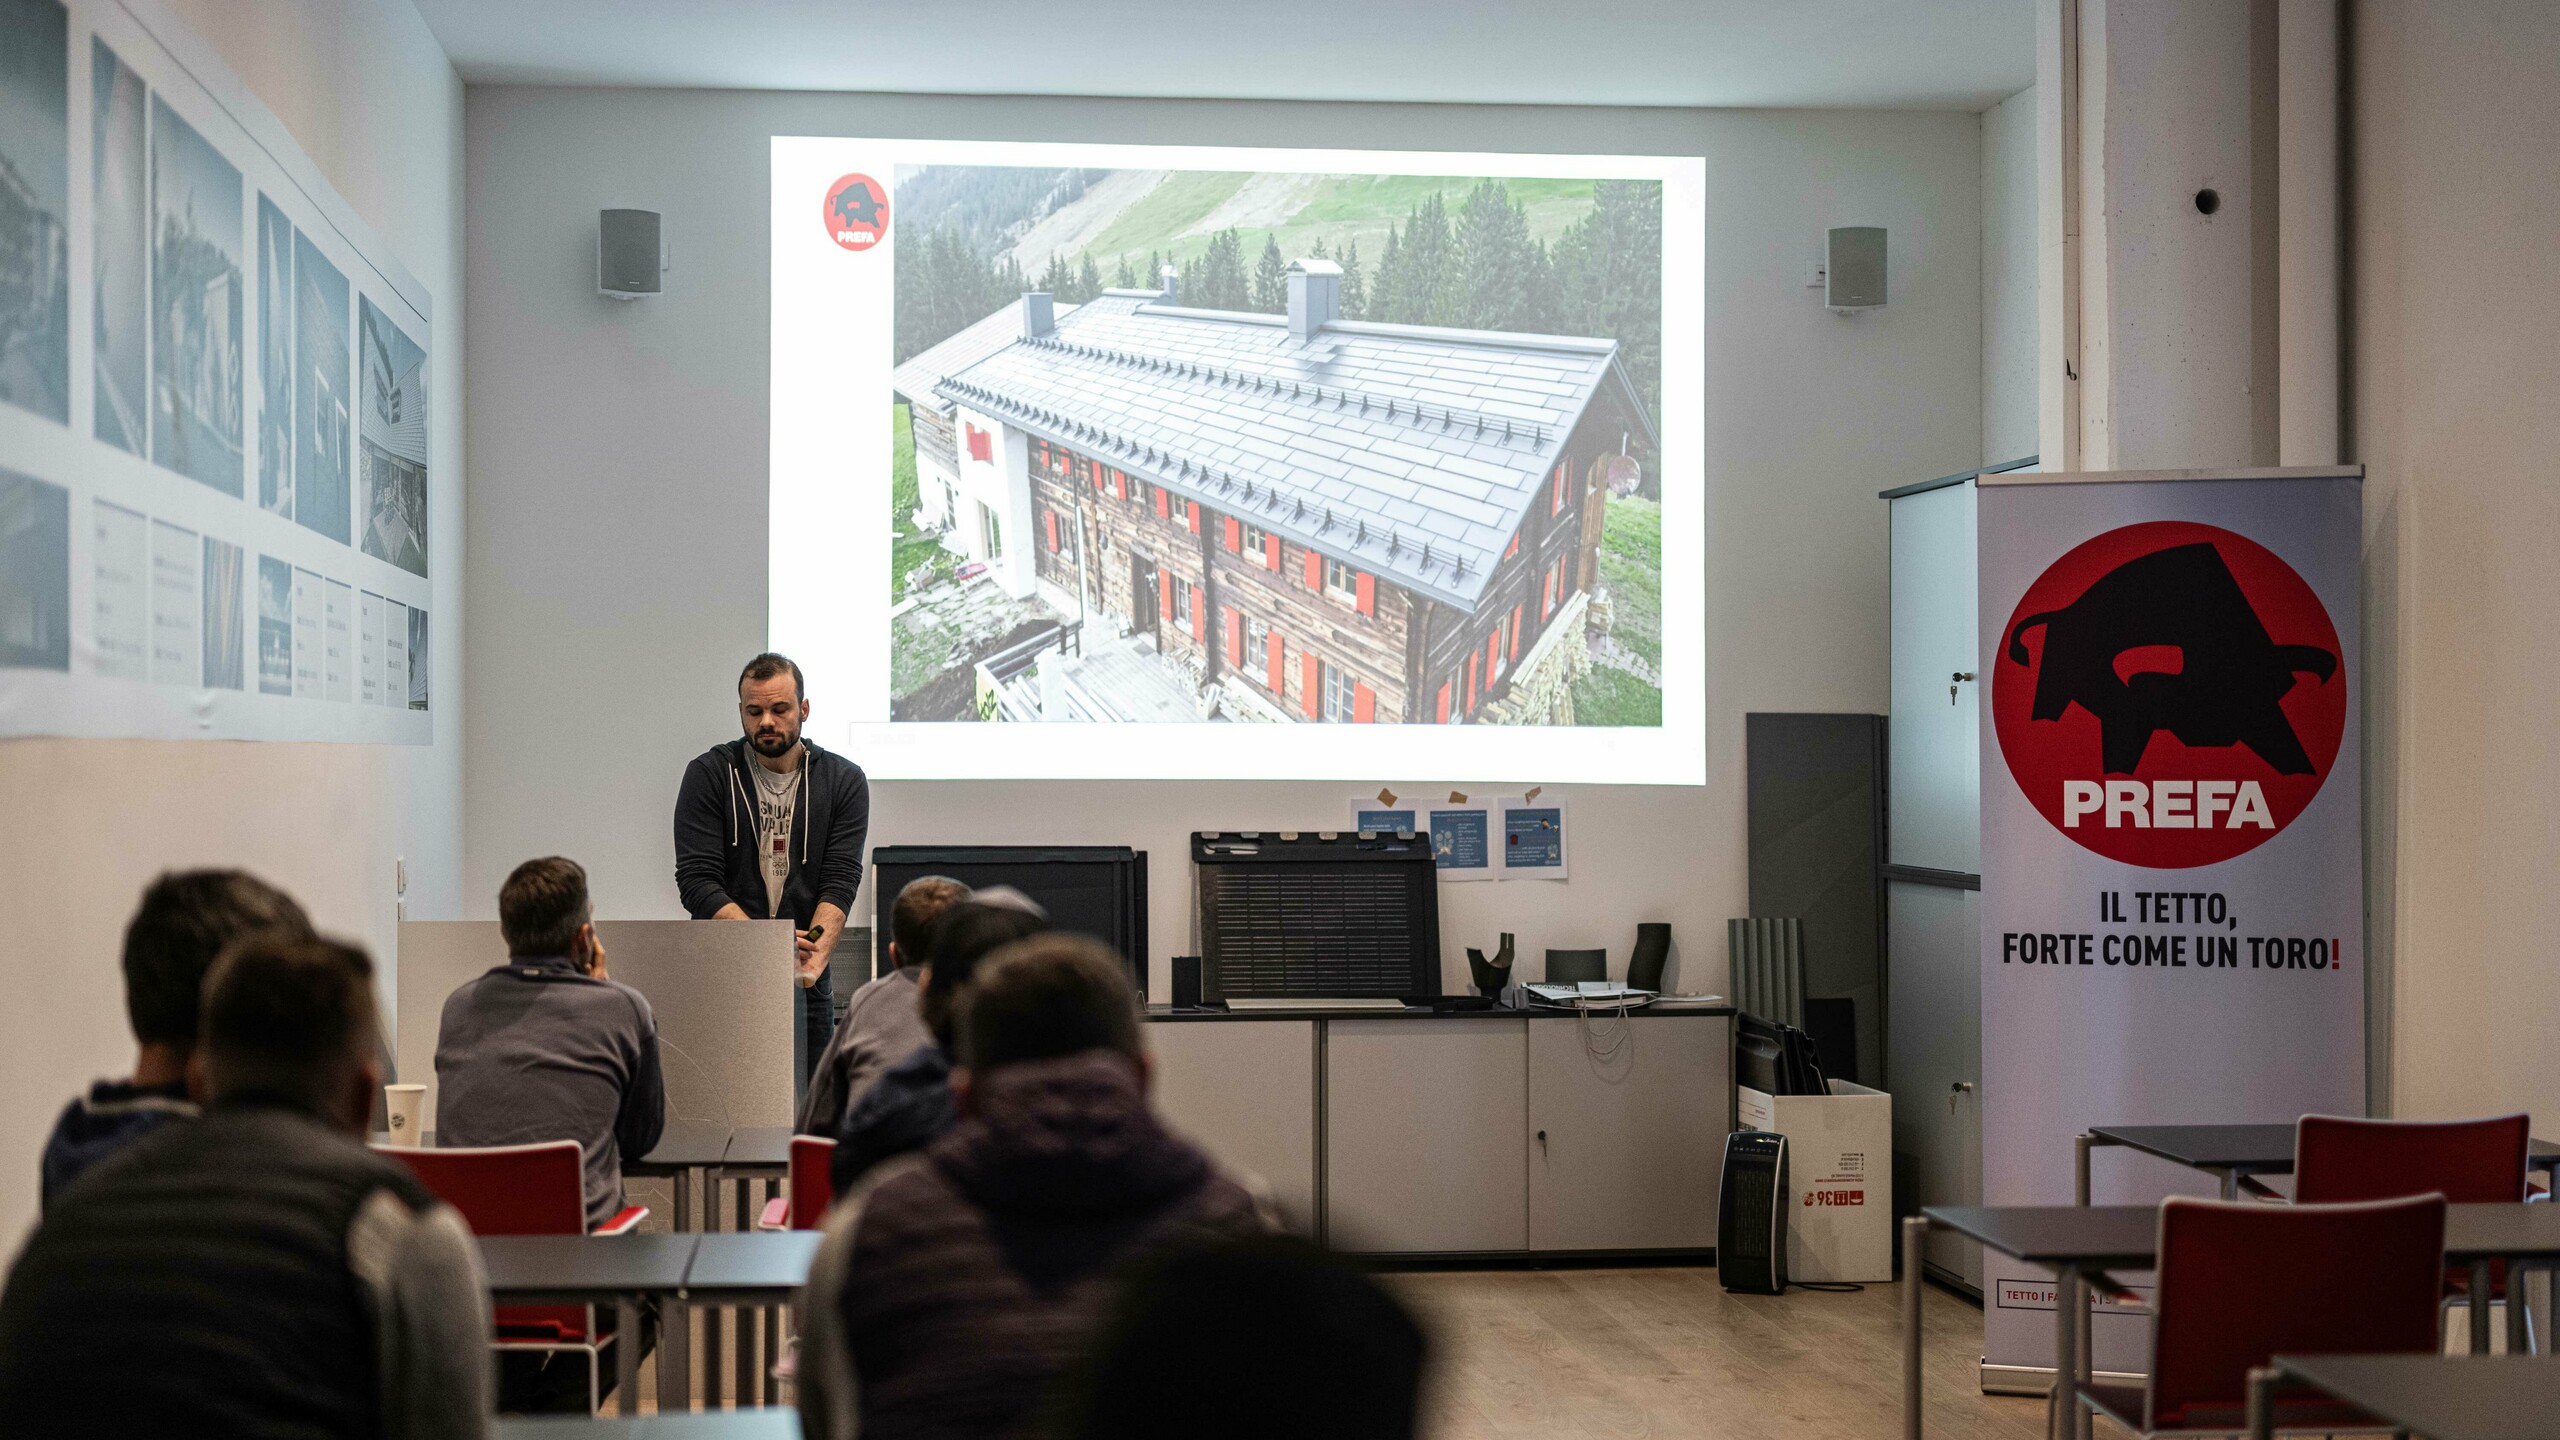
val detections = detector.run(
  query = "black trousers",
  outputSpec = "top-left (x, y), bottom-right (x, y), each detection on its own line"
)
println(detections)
top-left (795, 965), bottom-right (835, 1100)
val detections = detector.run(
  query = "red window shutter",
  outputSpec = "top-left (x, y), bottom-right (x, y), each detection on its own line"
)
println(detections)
top-left (1511, 604), bottom-right (1523, 661)
top-left (1353, 681), bottom-right (1375, 724)
top-left (1542, 568), bottom-right (1555, 621)
top-left (1186, 501), bottom-right (1201, 535)
top-left (967, 426), bottom-right (992, 463)
top-left (1354, 572), bottom-right (1375, 616)
top-left (1224, 608), bottom-right (1242, 667)
top-left (1466, 652), bottom-right (1478, 711)
top-left (1551, 462), bottom-right (1567, 516)
top-left (1043, 511), bottom-right (1059, 552)
top-left (1485, 629), bottom-right (1500, 676)
top-left (1436, 682), bottom-right (1451, 724)
top-left (1303, 549), bottom-right (1322, 590)
top-left (1159, 571), bottom-right (1173, 622)
top-left (1263, 534), bottom-right (1281, 571)
top-left (1301, 652), bottom-right (1322, 719)
top-left (1223, 516), bottom-right (1241, 553)
top-left (1114, 470), bottom-right (1127, 500)
top-left (1155, 489), bottom-right (1170, 519)
top-left (1266, 631), bottom-right (1285, 692)
top-left (1505, 533), bottom-right (1520, 561)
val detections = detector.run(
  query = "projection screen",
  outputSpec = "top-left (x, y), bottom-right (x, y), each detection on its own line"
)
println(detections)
top-left (771, 138), bottom-right (1702, 783)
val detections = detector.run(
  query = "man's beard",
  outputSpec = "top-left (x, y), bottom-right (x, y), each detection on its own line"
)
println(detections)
top-left (749, 727), bottom-right (797, 758)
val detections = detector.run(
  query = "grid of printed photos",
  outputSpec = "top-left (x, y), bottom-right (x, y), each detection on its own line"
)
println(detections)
top-left (0, 0), bottom-right (430, 715)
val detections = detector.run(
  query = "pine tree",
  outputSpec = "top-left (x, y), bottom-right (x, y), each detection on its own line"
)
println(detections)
top-left (1369, 224), bottom-right (1404, 324)
top-left (1338, 240), bottom-right (1366, 320)
top-left (1188, 230), bottom-right (1249, 310)
top-left (1039, 251), bottom-right (1074, 299)
top-left (1113, 255), bottom-right (1137, 290)
top-left (1147, 250), bottom-right (1166, 295)
top-left (1251, 234), bottom-right (1288, 313)
top-left (1455, 179), bottom-right (1537, 332)
top-left (1401, 191), bottom-right (1458, 326)
top-left (1075, 254), bottom-right (1103, 304)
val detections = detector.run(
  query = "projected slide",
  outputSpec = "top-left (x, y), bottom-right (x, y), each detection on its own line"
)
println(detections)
top-left (772, 139), bottom-right (1701, 783)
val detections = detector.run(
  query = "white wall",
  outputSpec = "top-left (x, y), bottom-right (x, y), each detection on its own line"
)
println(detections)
top-left (1982, 86), bottom-right (2040, 464)
top-left (2352, 0), bottom-right (2560, 1126)
top-left (0, 0), bottom-right (462, 1249)
top-left (462, 89), bottom-right (1984, 1001)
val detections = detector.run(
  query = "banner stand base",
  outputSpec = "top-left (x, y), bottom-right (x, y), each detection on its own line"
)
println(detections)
top-left (1979, 1362), bottom-right (2148, 1398)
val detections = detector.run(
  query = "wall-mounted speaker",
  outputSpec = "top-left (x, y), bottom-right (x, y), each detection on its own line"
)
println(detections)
top-left (1825, 226), bottom-right (1886, 310)
top-left (599, 208), bottom-right (664, 300)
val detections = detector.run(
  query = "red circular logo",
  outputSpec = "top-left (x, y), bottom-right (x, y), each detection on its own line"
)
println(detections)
top-left (1993, 521), bottom-right (2344, 868)
top-left (821, 173), bottom-right (889, 252)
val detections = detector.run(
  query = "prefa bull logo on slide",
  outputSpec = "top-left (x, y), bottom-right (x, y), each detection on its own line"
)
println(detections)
top-left (1994, 521), bottom-right (2344, 868)
top-left (822, 173), bottom-right (889, 252)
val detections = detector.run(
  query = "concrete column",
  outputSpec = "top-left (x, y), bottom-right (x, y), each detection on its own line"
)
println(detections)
top-left (2041, 0), bottom-right (2288, 471)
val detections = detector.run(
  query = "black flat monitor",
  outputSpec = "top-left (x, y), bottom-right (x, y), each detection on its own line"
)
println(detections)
top-left (870, 845), bottom-right (1148, 994)
top-left (1193, 831), bottom-right (1440, 1002)
top-left (1735, 1012), bottom-right (1828, 1097)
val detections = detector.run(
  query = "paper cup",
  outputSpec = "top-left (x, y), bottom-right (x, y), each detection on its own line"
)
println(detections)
top-left (384, 1083), bottom-right (427, 1141)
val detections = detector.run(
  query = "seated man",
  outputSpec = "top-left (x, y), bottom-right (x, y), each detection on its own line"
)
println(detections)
top-left (798, 934), bottom-right (1277, 1440)
top-left (0, 935), bottom-right (493, 1437)
top-left (435, 856), bottom-right (664, 1230)
top-left (39, 869), bottom-right (312, 1207)
top-left (796, 874), bottom-right (969, 1137)
top-left (828, 888), bottom-right (1048, 1196)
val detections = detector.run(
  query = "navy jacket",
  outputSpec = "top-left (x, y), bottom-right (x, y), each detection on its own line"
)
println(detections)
top-left (830, 1043), bottom-right (955, 1199)
top-left (673, 737), bottom-right (870, 928)
top-left (38, 1079), bottom-right (196, 1211)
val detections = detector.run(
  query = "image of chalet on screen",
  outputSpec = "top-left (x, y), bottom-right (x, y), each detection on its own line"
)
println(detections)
top-left (892, 260), bottom-right (1656, 725)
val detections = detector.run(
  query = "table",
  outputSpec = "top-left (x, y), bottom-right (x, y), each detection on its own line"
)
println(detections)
top-left (2079, 1125), bottom-right (2560, 1203)
top-left (627, 1121), bottom-right (736, 1230)
top-left (687, 1229), bottom-right (822, 1408)
top-left (1904, 1204), bottom-right (2560, 1440)
top-left (2249, 1354), bottom-right (2560, 1440)
top-left (702, 1127), bottom-right (795, 1406)
top-left (480, 1234), bottom-right (698, 1417)
top-left (496, 1408), bottom-right (801, 1438)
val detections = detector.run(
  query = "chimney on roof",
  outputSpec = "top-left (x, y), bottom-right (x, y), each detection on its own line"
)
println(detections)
top-left (1159, 265), bottom-right (1179, 305)
top-left (1287, 257), bottom-right (1341, 340)
top-left (1020, 291), bottom-right (1055, 338)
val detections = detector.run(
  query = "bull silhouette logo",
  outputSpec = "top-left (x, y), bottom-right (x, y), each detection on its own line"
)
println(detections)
top-left (2007, 541), bottom-right (2336, 776)
top-left (821, 172), bottom-right (889, 252)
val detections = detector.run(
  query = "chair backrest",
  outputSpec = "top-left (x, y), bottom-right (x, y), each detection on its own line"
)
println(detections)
top-left (382, 1140), bottom-right (587, 1236)
top-left (2293, 1113), bottom-right (2530, 1204)
top-left (1728, 917), bottom-right (1804, 1027)
top-left (790, 1135), bottom-right (837, 1231)
top-left (2147, 1193), bottom-right (2446, 1430)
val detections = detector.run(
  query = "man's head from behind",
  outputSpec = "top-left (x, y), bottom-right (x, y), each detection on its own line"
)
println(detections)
top-left (500, 856), bottom-right (597, 968)
top-left (198, 935), bottom-right (383, 1134)
top-left (888, 875), bottom-right (969, 970)
top-left (917, 889), bottom-right (1050, 1050)
top-left (957, 934), bottom-right (1143, 1078)
top-left (738, 652), bottom-right (807, 759)
top-left (123, 870), bottom-right (313, 1056)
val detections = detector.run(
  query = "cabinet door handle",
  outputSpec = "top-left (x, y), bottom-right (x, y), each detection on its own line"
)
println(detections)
top-left (1536, 1129), bottom-right (1547, 1155)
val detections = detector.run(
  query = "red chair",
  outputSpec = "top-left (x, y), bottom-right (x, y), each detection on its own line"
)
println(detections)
top-left (2294, 1112), bottom-right (2531, 1347)
top-left (381, 1140), bottom-right (647, 1411)
top-left (2073, 1193), bottom-right (2447, 1435)
top-left (757, 1136), bottom-right (838, 1231)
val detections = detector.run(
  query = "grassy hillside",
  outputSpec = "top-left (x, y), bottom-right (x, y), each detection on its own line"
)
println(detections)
top-left (1082, 171), bottom-right (1602, 278)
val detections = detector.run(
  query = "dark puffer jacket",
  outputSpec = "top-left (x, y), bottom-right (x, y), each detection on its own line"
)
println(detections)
top-left (796, 1049), bottom-right (1275, 1440)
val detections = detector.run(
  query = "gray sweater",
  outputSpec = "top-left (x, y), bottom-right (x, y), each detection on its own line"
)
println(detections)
top-left (797, 965), bottom-right (932, 1136)
top-left (435, 955), bottom-right (665, 1229)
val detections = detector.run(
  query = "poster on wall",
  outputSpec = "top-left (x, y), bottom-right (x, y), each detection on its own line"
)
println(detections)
top-left (1977, 468), bottom-right (2364, 1383)
top-left (0, 0), bottom-right (433, 744)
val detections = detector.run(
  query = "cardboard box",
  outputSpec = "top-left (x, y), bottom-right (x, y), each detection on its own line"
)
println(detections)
top-left (1736, 1079), bottom-right (1893, 1283)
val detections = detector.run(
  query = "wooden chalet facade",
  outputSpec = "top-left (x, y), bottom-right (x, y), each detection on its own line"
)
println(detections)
top-left (898, 261), bottom-right (1655, 724)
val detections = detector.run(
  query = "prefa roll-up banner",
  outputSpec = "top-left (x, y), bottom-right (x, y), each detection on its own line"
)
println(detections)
top-left (1977, 468), bottom-right (2363, 1384)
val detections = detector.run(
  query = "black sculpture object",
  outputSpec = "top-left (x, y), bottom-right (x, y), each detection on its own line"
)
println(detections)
top-left (1626, 922), bottom-right (1672, 992)
top-left (1464, 932), bottom-right (1515, 997)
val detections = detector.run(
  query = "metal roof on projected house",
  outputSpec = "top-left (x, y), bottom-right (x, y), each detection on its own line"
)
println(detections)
top-left (919, 289), bottom-right (1653, 614)
top-left (891, 301), bottom-right (1079, 418)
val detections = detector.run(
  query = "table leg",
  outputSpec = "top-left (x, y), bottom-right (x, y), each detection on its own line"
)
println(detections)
top-left (659, 1297), bottom-right (689, 1413)
top-left (1902, 1215), bottom-right (1927, 1440)
top-left (735, 1176), bottom-right (753, 1407)
top-left (2507, 1260), bottom-right (2530, 1356)
top-left (704, 1177), bottom-right (724, 1408)
top-left (617, 1296), bottom-right (640, 1417)
top-left (763, 1176), bottom-right (782, 1404)
top-left (2472, 1259), bottom-right (2494, 1354)
top-left (2049, 1270), bottom-right (2083, 1440)
top-left (2217, 1167), bottom-right (2238, 1202)
top-left (2073, 1134), bottom-right (2092, 1206)
top-left (673, 1165), bottom-right (692, 1232)
top-left (2243, 1364), bottom-right (2278, 1440)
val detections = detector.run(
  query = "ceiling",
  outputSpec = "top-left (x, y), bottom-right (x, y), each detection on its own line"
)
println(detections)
top-left (413, 0), bottom-right (2036, 111)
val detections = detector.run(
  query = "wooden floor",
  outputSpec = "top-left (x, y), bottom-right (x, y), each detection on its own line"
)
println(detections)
top-left (1387, 1267), bottom-right (2049, 1440)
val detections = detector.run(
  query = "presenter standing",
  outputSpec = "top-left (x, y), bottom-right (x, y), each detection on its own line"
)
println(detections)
top-left (674, 653), bottom-right (871, 1098)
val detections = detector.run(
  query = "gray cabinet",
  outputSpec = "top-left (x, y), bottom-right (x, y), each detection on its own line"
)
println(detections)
top-left (1527, 1016), bottom-right (1728, 1251)
top-left (1150, 1019), bottom-right (1319, 1232)
top-left (1324, 1018), bottom-right (1528, 1254)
